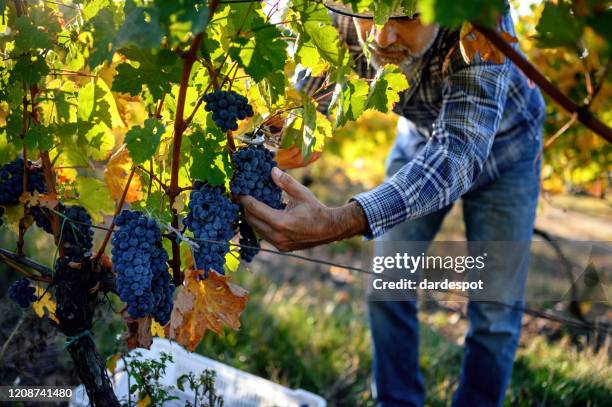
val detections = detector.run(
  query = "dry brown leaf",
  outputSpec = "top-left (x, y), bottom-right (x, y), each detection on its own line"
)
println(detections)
top-left (20, 192), bottom-right (59, 209)
top-left (166, 269), bottom-right (248, 351)
top-left (460, 22), bottom-right (517, 65)
top-left (124, 313), bottom-right (153, 350)
top-left (104, 145), bottom-right (143, 203)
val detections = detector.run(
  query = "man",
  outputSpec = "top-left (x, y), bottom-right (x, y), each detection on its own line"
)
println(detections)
top-left (239, 1), bottom-right (545, 406)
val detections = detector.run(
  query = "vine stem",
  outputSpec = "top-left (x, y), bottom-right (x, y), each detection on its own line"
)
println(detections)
top-left (0, 248), bottom-right (53, 281)
top-left (168, 0), bottom-right (220, 285)
top-left (474, 24), bottom-right (612, 143)
top-left (94, 167), bottom-right (136, 263)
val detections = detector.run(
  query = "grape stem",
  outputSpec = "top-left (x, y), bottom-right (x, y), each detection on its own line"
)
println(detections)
top-left (93, 167), bottom-right (136, 263)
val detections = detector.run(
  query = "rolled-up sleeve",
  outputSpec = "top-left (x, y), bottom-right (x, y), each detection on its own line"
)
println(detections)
top-left (352, 58), bottom-right (512, 238)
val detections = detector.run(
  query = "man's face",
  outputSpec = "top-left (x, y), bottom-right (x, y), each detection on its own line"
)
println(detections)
top-left (352, 17), bottom-right (437, 67)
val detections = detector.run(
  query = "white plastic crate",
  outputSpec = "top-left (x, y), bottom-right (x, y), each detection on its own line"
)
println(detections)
top-left (70, 338), bottom-right (326, 407)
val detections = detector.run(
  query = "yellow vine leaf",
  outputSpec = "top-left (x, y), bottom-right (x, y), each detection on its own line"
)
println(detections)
top-left (104, 145), bottom-right (144, 203)
top-left (32, 286), bottom-right (59, 324)
top-left (106, 353), bottom-right (121, 374)
top-left (166, 269), bottom-right (248, 351)
top-left (460, 22), bottom-right (517, 65)
top-left (150, 320), bottom-right (166, 338)
top-left (137, 395), bottom-right (152, 407)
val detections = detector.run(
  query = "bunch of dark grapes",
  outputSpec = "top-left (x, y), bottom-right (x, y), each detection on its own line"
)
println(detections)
top-left (150, 245), bottom-right (174, 325)
top-left (8, 278), bottom-right (37, 308)
top-left (31, 204), bottom-right (94, 256)
top-left (0, 158), bottom-right (46, 206)
top-left (111, 210), bottom-right (174, 323)
top-left (230, 145), bottom-right (284, 209)
top-left (203, 89), bottom-right (254, 132)
top-left (184, 183), bottom-right (238, 275)
top-left (238, 215), bottom-right (259, 262)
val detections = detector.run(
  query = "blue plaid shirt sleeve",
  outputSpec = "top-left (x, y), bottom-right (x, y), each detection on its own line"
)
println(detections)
top-left (352, 58), bottom-right (512, 239)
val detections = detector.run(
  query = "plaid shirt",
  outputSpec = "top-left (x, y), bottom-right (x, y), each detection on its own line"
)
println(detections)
top-left (298, 12), bottom-right (546, 239)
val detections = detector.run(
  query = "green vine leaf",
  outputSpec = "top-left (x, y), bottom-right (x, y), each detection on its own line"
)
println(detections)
top-left (366, 64), bottom-right (409, 112)
top-left (112, 48), bottom-right (182, 100)
top-left (125, 118), bottom-right (165, 164)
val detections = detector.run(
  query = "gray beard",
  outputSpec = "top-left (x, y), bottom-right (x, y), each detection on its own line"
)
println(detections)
top-left (370, 53), bottom-right (422, 77)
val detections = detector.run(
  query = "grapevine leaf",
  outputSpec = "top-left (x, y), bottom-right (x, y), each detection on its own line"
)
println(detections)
top-left (166, 269), bottom-right (248, 352)
top-left (77, 82), bottom-right (96, 122)
top-left (418, 0), bottom-right (507, 27)
top-left (134, 191), bottom-right (172, 224)
top-left (125, 118), bottom-right (165, 164)
top-left (24, 124), bottom-right (54, 152)
top-left (152, 0), bottom-right (210, 43)
top-left (112, 48), bottom-right (182, 100)
top-left (86, 8), bottom-right (118, 68)
top-left (295, 2), bottom-right (345, 66)
top-left (302, 97), bottom-right (317, 159)
top-left (151, 320), bottom-right (166, 338)
top-left (13, 16), bottom-right (53, 52)
top-left (276, 145), bottom-right (322, 170)
top-left (535, 1), bottom-right (585, 49)
top-left (335, 78), bottom-right (369, 128)
top-left (459, 22), bottom-right (517, 64)
top-left (104, 145), bottom-right (144, 203)
top-left (32, 286), bottom-right (58, 323)
top-left (10, 55), bottom-right (49, 85)
top-left (295, 38), bottom-right (328, 77)
top-left (189, 123), bottom-right (229, 186)
top-left (76, 176), bottom-right (116, 222)
top-left (366, 64), bottom-right (409, 112)
top-left (124, 313), bottom-right (153, 350)
top-left (111, 0), bottom-right (163, 56)
top-left (81, 0), bottom-right (111, 20)
top-left (228, 17), bottom-right (287, 82)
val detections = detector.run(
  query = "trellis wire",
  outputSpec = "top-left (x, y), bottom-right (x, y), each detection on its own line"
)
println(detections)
top-left (10, 215), bottom-right (611, 335)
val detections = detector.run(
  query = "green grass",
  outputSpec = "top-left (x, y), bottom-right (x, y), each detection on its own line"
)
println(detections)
top-left (192, 270), bottom-right (611, 406)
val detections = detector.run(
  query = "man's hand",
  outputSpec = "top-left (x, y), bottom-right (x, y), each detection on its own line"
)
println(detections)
top-left (238, 167), bottom-right (369, 252)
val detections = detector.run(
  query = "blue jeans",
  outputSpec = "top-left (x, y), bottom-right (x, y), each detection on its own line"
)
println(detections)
top-left (369, 119), bottom-right (541, 406)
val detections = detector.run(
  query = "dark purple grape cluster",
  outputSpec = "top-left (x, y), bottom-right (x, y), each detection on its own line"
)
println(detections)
top-left (238, 216), bottom-right (259, 262)
top-left (111, 210), bottom-right (174, 324)
top-left (184, 183), bottom-right (238, 275)
top-left (203, 89), bottom-right (254, 132)
top-left (150, 244), bottom-right (174, 325)
top-left (0, 158), bottom-right (46, 206)
top-left (230, 145), bottom-right (283, 209)
top-left (8, 278), bottom-right (37, 308)
top-left (31, 204), bottom-right (94, 256)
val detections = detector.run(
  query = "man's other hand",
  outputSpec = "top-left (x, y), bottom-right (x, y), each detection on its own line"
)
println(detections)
top-left (238, 167), bottom-right (368, 252)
